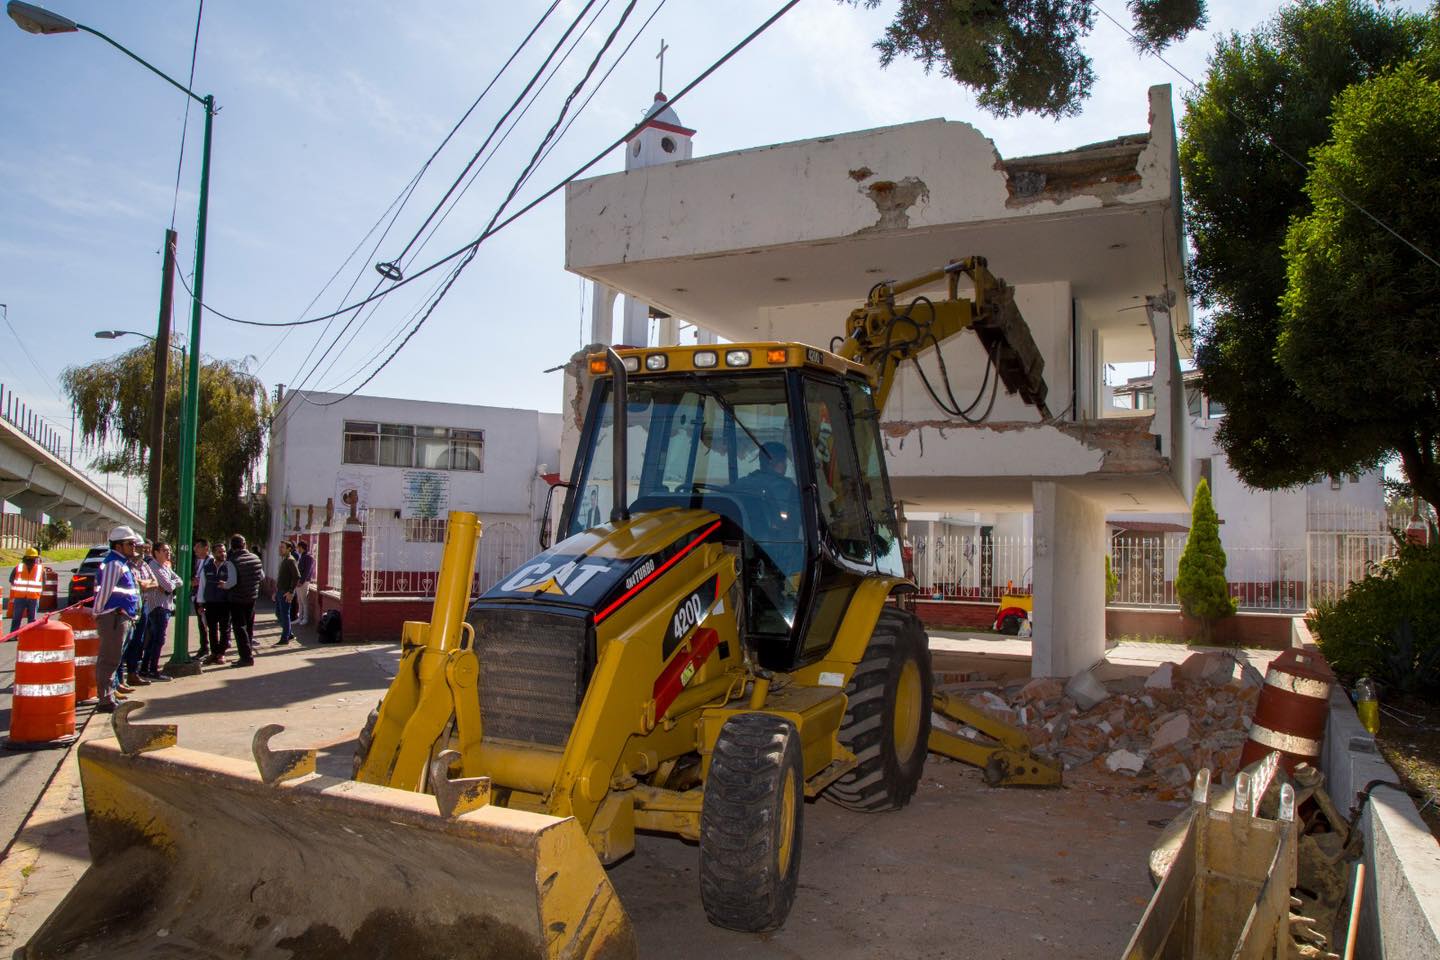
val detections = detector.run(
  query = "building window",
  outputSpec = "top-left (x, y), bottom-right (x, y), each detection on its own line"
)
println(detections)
top-left (404, 518), bottom-right (447, 542)
top-left (341, 422), bottom-right (484, 471)
top-left (343, 421), bottom-right (379, 465)
top-left (1186, 387), bottom-right (1203, 417)
top-left (378, 423), bottom-right (414, 467)
top-left (1206, 397), bottom-right (1226, 419)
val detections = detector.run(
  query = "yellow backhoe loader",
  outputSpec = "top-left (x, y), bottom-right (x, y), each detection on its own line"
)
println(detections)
top-left (23, 257), bottom-right (1059, 959)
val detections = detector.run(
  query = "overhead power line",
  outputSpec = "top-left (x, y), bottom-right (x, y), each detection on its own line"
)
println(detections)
top-left (169, 0), bottom-right (205, 231)
top-left (202, 0), bottom-right (804, 332)
top-left (270, 0), bottom-right (612, 413)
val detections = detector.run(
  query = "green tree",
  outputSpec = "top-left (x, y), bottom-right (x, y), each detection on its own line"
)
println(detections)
top-left (1280, 63), bottom-right (1440, 509)
top-left (845, 0), bottom-right (1208, 118)
top-left (62, 347), bottom-right (270, 544)
top-left (1180, 0), bottom-right (1435, 503)
top-left (1176, 478), bottom-right (1236, 643)
top-left (37, 518), bottom-right (72, 551)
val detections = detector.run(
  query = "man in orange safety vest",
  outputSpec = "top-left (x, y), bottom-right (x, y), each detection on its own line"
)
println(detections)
top-left (9, 547), bottom-right (46, 634)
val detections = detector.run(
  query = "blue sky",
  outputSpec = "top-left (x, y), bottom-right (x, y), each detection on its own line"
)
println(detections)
top-left (3, 0), bottom-right (1426, 438)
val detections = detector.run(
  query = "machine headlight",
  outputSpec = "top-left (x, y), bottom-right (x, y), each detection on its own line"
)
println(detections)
top-left (622, 355), bottom-right (640, 373)
top-left (725, 350), bottom-right (752, 367)
top-left (645, 354), bottom-right (669, 371)
top-left (693, 350), bottom-right (718, 368)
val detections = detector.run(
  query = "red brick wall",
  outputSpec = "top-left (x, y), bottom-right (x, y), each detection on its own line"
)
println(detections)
top-left (1105, 608), bottom-right (1293, 649)
top-left (912, 600), bottom-right (998, 629)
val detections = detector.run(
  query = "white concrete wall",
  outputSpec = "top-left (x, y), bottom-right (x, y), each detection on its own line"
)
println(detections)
top-left (268, 391), bottom-right (560, 570)
top-left (1031, 482), bottom-right (1107, 676)
top-left (1323, 688), bottom-right (1440, 959)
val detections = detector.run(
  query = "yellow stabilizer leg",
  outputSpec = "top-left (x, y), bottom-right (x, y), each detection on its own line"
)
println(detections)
top-left (357, 511), bottom-right (483, 790)
top-left (929, 691), bottom-right (1062, 787)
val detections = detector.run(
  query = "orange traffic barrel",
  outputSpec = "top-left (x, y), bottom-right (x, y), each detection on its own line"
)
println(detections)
top-left (38, 568), bottom-right (58, 613)
top-left (57, 607), bottom-right (99, 705)
top-left (4, 619), bottom-right (77, 750)
top-left (1240, 648), bottom-right (1334, 773)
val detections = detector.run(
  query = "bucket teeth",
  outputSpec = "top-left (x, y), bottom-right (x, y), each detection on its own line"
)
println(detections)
top-left (112, 701), bottom-right (177, 755)
top-left (251, 723), bottom-right (316, 784)
top-left (430, 749), bottom-right (492, 819)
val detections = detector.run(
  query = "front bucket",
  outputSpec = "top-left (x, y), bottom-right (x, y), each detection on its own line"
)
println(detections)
top-left (21, 737), bottom-right (636, 960)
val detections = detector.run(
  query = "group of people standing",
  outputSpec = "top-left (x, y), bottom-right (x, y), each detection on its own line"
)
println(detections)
top-left (90, 527), bottom-right (312, 713)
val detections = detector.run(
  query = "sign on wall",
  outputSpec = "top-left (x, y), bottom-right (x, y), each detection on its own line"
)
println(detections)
top-left (401, 469), bottom-right (451, 519)
top-left (334, 471), bottom-right (372, 519)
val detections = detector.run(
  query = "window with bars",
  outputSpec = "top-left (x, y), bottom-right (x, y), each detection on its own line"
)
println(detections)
top-left (342, 421), bottom-right (484, 471)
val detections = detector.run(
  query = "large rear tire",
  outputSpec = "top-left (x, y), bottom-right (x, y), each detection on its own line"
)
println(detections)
top-left (825, 607), bottom-right (931, 811)
top-left (699, 713), bottom-right (804, 933)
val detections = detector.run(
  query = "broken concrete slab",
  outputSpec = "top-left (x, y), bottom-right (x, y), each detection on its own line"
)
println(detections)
top-left (1144, 662), bottom-right (1175, 690)
top-left (1150, 714), bottom-right (1191, 753)
top-left (1065, 670), bottom-right (1111, 711)
top-left (1105, 749), bottom-right (1146, 775)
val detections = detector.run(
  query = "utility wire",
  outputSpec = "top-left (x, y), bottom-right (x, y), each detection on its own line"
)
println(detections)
top-left (302, 0), bottom-right (619, 397)
top-left (169, 0), bottom-right (204, 231)
top-left (262, 0), bottom-right (572, 408)
top-left (1094, 3), bottom-right (1439, 271)
top-left (327, 0), bottom-right (670, 393)
top-left (207, 0), bottom-right (803, 332)
top-left (276, 0), bottom-right (604, 406)
top-left (301, 0), bottom-right (647, 408)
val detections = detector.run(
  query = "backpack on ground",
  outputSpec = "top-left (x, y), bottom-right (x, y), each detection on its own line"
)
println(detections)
top-left (316, 609), bottom-right (342, 644)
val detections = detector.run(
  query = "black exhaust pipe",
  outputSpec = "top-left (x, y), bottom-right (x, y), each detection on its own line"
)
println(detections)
top-left (605, 347), bottom-right (629, 524)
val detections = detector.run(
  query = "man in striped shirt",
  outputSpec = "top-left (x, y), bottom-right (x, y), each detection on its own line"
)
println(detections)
top-left (93, 526), bottom-right (143, 713)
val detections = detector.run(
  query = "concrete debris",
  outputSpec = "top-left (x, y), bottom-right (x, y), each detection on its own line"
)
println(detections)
top-left (1105, 749), bottom-right (1146, 775)
top-left (1064, 670), bottom-right (1111, 711)
top-left (949, 651), bottom-right (1262, 801)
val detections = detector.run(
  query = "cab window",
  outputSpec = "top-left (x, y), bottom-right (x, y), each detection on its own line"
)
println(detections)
top-left (802, 378), bottom-right (871, 566)
top-left (846, 378), bottom-right (904, 577)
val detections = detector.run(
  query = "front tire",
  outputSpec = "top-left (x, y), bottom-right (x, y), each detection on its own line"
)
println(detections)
top-left (825, 607), bottom-right (931, 811)
top-left (699, 713), bottom-right (804, 933)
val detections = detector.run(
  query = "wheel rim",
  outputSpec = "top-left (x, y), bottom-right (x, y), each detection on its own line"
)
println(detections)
top-left (777, 768), bottom-right (797, 876)
top-left (892, 658), bottom-right (923, 762)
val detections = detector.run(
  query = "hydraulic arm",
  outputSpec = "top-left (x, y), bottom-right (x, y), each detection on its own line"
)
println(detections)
top-left (835, 255), bottom-right (1051, 418)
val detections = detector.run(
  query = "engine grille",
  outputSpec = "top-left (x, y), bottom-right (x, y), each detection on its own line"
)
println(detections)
top-left (470, 606), bottom-right (587, 748)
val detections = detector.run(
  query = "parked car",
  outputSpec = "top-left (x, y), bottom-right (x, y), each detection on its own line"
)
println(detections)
top-left (66, 546), bottom-right (110, 606)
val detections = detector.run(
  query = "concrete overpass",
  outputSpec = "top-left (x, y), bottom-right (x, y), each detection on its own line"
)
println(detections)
top-left (0, 406), bottom-right (141, 534)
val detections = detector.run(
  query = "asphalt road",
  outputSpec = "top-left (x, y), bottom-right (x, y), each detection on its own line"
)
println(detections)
top-left (0, 559), bottom-right (89, 856)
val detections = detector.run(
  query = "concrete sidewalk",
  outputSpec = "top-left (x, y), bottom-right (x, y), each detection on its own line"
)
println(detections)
top-left (0, 614), bottom-right (395, 951)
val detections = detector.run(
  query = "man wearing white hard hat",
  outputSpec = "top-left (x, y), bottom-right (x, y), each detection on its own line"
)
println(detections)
top-left (93, 526), bottom-right (143, 712)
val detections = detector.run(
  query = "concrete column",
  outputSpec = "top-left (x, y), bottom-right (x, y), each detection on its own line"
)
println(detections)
top-left (620, 295), bottom-right (649, 347)
top-left (589, 283), bottom-right (619, 345)
top-left (1030, 481), bottom-right (1108, 678)
top-left (657, 314), bottom-right (681, 346)
top-left (695, 325), bottom-right (717, 346)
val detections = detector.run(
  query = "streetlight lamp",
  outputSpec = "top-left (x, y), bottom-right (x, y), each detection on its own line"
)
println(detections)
top-left (15, 1), bottom-right (213, 675)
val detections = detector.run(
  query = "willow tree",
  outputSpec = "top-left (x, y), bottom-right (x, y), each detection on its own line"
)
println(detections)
top-left (62, 347), bottom-right (270, 543)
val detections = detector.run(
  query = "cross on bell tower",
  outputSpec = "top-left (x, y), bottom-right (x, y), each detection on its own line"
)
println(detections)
top-left (656, 38), bottom-right (669, 95)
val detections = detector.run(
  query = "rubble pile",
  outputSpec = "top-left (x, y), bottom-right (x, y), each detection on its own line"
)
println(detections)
top-left (934, 651), bottom-right (1265, 800)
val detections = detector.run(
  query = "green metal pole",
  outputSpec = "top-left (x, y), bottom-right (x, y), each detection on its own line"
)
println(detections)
top-left (168, 94), bottom-right (213, 676)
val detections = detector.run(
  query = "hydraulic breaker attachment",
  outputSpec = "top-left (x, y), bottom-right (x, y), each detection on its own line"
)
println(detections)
top-left (356, 510), bottom-right (486, 789)
top-left (20, 709), bottom-right (636, 960)
top-left (928, 690), bottom-right (1062, 787)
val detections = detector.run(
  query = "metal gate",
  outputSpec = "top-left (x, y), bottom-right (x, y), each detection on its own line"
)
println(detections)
top-left (475, 521), bottom-right (527, 594)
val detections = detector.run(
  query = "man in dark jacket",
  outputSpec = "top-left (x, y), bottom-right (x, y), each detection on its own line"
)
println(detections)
top-left (222, 534), bottom-right (264, 666)
top-left (274, 541), bottom-right (300, 646)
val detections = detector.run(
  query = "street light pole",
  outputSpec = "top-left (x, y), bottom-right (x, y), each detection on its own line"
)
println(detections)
top-left (171, 96), bottom-right (213, 675)
top-left (11, 1), bottom-right (213, 675)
